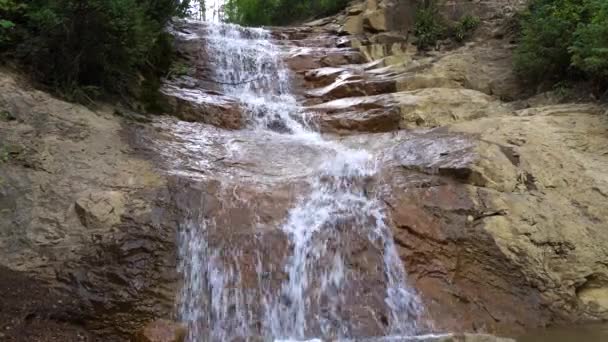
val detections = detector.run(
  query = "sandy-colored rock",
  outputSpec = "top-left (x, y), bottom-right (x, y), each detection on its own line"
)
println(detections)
top-left (309, 88), bottom-right (510, 130)
top-left (420, 43), bottom-right (525, 100)
top-left (395, 88), bottom-right (511, 128)
top-left (0, 71), bottom-right (176, 338)
top-left (75, 190), bottom-right (126, 228)
top-left (334, 0), bottom-right (526, 100)
top-left (447, 104), bottom-right (608, 320)
top-left (373, 104), bottom-right (608, 333)
top-left (134, 320), bottom-right (186, 342)
top-left (344, 14), bottom-right (365, 35)
top-left (361, 0), bottom-right (416, 33)
top-left (363, 8), bottom-right (389, 32)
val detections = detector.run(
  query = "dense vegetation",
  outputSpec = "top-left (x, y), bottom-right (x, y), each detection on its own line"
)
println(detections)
top-left (413, 1), bottom-right (479, 50)
top-left (515, 0), bottom-right (608, 90)
top-left (224, 0), bottom-right (349, 26)
top-left (0, 0), bottom-right (192, 104)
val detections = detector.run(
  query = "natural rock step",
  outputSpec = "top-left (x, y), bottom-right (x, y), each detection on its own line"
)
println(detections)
top-left (308, 88), bottom-right (511, 133)
top-left (161, 84), bottom-right (245, 129)
top-left (285, 47), bottom-right (366, 72)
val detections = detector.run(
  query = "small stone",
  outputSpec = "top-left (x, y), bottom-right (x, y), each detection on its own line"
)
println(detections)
top-left (467, 215), bottom-right (474, 222)
top-left (74, 190), bottom-right (126, 228)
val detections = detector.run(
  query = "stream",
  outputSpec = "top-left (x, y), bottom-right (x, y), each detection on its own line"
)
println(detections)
top-left (174, 21), bottom-right (423, 341)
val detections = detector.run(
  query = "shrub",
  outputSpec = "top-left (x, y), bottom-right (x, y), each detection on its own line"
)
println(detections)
top-left (454, 15), bottom-right (480, 42)
top-left (514, 0), bottom-right (585, 83)
top-left (0, 0), bottom-right (27, 47)
top-left (514, 0), bottom-right (608, 88)
top-left (570, 0), bottom-right (608, 80)
top-left (413, 1), bottom-right (480, 50)
top-left (225, 0), bottom-right (350, 26)
top-left (1, 0), bottom-right (191, 103)
top-left (414, 1), bottom-right (446, 50)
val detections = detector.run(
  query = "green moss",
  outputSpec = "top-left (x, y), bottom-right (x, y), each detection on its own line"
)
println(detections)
top-left (0, 110), bottom-right (15, 121)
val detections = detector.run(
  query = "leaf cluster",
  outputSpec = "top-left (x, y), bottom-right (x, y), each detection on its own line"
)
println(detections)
top-left (224, 0), bottom-right (350, 26)
top-left (515, 0), bottom-right (608, 88)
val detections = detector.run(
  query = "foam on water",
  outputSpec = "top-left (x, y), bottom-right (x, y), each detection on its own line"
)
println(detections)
top-left (178, 21), bottom-right (423, 341)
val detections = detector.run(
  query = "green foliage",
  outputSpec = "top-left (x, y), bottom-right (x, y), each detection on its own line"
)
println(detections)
top-left (1, 0), bottom-right (189, 104)
top-left (515, 0), bottom-right (608, 87)
top-left (0, 110), bottom-right (11, 121)
top-left (514, 0), bottom-right (585, 82)
top-left (414, 1), bottom-right (446, 50)
top-left (414, 1), bottom-right (479, 50)
top-left (454, 15), bottom-right (480, 42)
top-left (169, 61), bottom-right (191, 78)
top-left (0, 147), bottom-right (8, 163)
top-left (225, 0), bottom-right (349, 26)
top-left (0, 0), bottom-right (27, 47)
top-left (570, 0), bottom-right (608, 79)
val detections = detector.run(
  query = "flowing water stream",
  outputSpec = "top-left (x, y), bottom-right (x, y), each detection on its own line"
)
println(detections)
top-left (177, 22), bottom-right (423, 341)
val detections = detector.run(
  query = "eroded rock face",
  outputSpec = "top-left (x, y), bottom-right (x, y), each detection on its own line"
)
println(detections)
top-left (161, 84), bottom-right (245, 129)
top-left (364, 103), bottom-right (608, 333)
top-left (294, 1), bottom-right (608, 334)
top-left (309, 88), bottom-right (510, 132)
top-left (2, 0), bottom-right (607, 340)
top-left (0, 72), bottom-right (178, 339)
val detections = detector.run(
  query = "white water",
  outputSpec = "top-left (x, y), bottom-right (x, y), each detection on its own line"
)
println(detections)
top-left (178, 22), bottom-right (423, 341)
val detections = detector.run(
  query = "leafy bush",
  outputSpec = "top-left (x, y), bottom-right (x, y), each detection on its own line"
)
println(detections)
top-left (454, 15), bottom-right (480, 42)
top-left (413, 1), bottom-right (480, 50)
top-left (1, 0), bottom-right (191, 103)
top-left (570, 0), bottom-right (608, 79)
top-left (515, 0), bottom-right (608, 88)
top-left (413, 1), bottom-right (446, 50)
top-left (0, 0), bottom-right (27, 47)
top-left (225, 0), bottom-right (350, 26)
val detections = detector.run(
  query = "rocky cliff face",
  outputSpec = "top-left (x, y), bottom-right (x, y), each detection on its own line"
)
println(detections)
top-left (160, 0), bottom-right (608, 336)
top-left (1, 0), bottom-right (607, 340)
top-left (0, 73), bottom-right (179, 340)
top-left (304, 0), bottom-right (608, 334)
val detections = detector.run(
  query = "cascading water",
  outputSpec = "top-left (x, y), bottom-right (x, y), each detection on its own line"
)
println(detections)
top-left (178, 21), bottom-right (423, 341)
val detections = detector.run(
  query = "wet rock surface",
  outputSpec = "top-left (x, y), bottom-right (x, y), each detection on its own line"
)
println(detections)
top-left (1, 0), bottom-right (608, 341)
top-left (158, 10), bottom-right (608, 339)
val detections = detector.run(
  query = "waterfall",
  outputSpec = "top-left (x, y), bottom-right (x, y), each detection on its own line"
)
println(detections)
top-left (178, 21), bottom-right (423, 341)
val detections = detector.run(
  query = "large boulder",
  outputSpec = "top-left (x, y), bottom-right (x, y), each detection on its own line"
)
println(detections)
top-left (362, 0), bottom-right (417, 33)
top-left (372, 104), bottom-right (608, 333)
